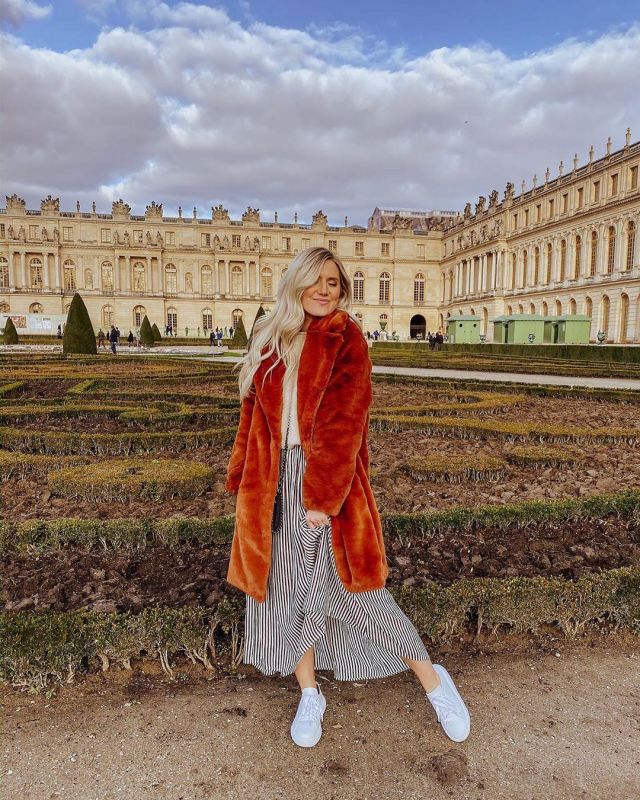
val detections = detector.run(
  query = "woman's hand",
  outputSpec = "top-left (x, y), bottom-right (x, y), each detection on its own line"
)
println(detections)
top-left (305, 509), bottom-right (330, 529)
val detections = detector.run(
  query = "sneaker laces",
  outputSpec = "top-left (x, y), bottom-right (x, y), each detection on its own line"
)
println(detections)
top-left (297, 693), bottom-right (323, 724)
top-left (429, 693), bottom-right (463, 725)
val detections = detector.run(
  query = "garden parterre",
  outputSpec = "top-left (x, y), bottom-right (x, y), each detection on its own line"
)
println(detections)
top-left (1, 353), bottom-right (639, 689)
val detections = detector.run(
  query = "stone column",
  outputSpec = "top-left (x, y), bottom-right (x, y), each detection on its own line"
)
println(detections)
top-left (54, 254), bottom-right (61, 291)
top-left (225, 260), bottom-right (231, 295)
top-left (244, 260), bottom-right (249, 295)
top-left (20, 252), bottom-right (26, 289)
top-left (126, 255), bottom-right (131, 293)
top-left (43, 252), bottom-right (50, 289)
top-left (113, 255), bottom-right (120, 293)
top-left (6, 249), bottom-right (15, 291)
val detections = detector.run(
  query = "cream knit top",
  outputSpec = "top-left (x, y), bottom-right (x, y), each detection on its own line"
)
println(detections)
top-left (280, 331), bottom-right (306, 448)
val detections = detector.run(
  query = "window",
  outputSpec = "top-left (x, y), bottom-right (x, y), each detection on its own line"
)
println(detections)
top-left (534, 247), bottom-right (540, 284)
top-left (610, 173), bottom-right (618, 196)
top-left (524, 209), bottom-right (529, 226)
top-left (102, 305), bottom-right (113, 327)
top-left (167, 308), bottom-right (177, 331)
top-left (512, 213), bottom-right (518, 230)
top-left (29, 225), bottom-right (38, 239)
top-left (355, 241), bottom-right (364, 255)
top-left (133, 305), bottom-right (146, 327)
top-left (545, 242), bottom-right (552, 284)
top-left (261, 236), bottom-right (271, 250)
top-left (30, 258), bottom-right (43, 288)
top-left (101, 228), bottom-right (111, 243)
top-left (574, 236), bottom-right (582, 279)
top-left (577, 187), bottom-right (584, 209)
top-left (381, 242), bottom-right (390, 257)
top-left (328, 239), bottom-right (337, 252)
top-left (165, 231), bottom-right (175, 245)
top-left (260, 267), bottom-right (273, 297)
top-left (414, 273), bottom-right (425, 304)
top-left (165, 264), bottom-right (177, 294)
top-left (0, 258), bottom-right (8, 289)
top-left (630, 165), bottom-right (638, 190)
top-left (548, 198), bottom-right (555, 218)
top-left (589, 231), bottom-right (598, 276)
top-left (63, 260), bottom-right (76, 290)
top-left (353, 271), bottom-right (364, 303)
top-left (562, 193), bottom-right (568, 213)
top-left (133, 229), bottom-right (143, 244)
top-left (379, 272), bottom-right (390, 303)
top-left (63, 227), bottom-right (73, 241)
top-left (559, 239), bottom-right (566, 281)
top-left (417, 243), bottom-right (425, 259)
top-left (535, 204), bottom-right (541, 222)
top-left (232, 234), bottom-right (241, 248)
top-left (302, 238), bottom-right (310, 249)
top-left (101, 261), bottom-right (113, 291)
top-left (201, 266), bottom-right (213, 296)
top-left (593, 181), bottom-right (600, 202)
top-left (511, 253), bottom-right (516, 289)
top-left (202, 308), bottom-right (213, 330)
top-left (626, 221), bottom-right (636, 271)
top-left (282, 236), bottom-right (291, 252)
top-left (201, 233), bottom-right (211, 247)
top-left (30, 302), bottom-right (43, 313)
top-left (0, 224), bottom-right (5, 238)
top-left (606, 226), bottom-right (616, 274)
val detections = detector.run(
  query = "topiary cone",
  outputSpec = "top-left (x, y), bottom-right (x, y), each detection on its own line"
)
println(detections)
top-left (63, 293), bottom-right (97, 355)
top-left (2, 316), bottom-right (19, 344)
top-left (230, 315), bottom-right (248, 349)
top-left (140, 315), bottom-right (155, 347)
top-left (151, 322), bottom-right (162, 341)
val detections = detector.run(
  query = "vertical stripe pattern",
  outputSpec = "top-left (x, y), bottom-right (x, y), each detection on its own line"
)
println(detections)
top-left (243, 444), bottom-right (431, 680)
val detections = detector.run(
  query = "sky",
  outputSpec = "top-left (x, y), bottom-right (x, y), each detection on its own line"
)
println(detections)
top-left (1, 0), bottom-right (639, 224)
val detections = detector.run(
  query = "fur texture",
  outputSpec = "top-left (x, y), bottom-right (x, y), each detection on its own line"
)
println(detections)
top-left (225, 307), bottom-right (389, 602)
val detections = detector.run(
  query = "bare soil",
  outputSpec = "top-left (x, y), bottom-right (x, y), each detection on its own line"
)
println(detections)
top-left (2, 635), bottom-right (639, 800)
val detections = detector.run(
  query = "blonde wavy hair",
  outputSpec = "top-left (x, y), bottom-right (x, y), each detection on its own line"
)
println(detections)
top-left (232, 247), bottom-right (360, 400)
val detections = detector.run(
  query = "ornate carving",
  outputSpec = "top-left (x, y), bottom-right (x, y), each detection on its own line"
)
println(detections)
top-left (488, 189), bottom-right (499, 209)
top-left (312, 210), bottom-right (328, 227)
top-left (492, 218), bottom-right (504, 237)
top-left (18, 226), bottom-right (26, 242)
top-left (145, 201), bottom-right (163, 220)
top-left (391, 213), bottom-right (413, 230)
top-left (7, 225), bottom-right (14, 239)
top-left (41, 226), bottom-right (48, 240)
top-left (185, 272), bottom-right (193, 292)
top-left (253, 236), bottom-right (260, 250)
top-left (463, 202), bottom-right (472, 219)
top-left (242, 206), bottom-right (260, 224)
top-left (6, 194), bottom-right (26, 212)
top-left (123, 231), bottom-right (130, 246)
top-left (155, 231), bottom-right (163, 246)
top-left (41, 195), bottom-right (60, 213)
top-left (480, 225), bottom-right (488, 241)
top-left (475, 196), bottom-right (486, 215)
top-left (112, 198), bottom-right (131, 216)
top-left (146, 231), bottom-right (153, 244)
top-left (211, 204), bottom-right (230, 221)
top-left (503, 182), bottom-right (514, 201)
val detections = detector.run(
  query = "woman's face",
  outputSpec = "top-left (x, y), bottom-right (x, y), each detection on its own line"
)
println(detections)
top-left (301, 259), bottom-right (341, 319)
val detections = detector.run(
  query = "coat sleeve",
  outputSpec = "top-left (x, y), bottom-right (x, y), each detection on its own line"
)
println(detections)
top-left (225, 384), bottom-right (256, 494)
top-left (302, 333), bottom-right (372, 516)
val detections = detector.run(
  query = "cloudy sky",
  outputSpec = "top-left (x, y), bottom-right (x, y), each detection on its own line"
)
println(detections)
top-left (1, 0), bottom-right (639, 224)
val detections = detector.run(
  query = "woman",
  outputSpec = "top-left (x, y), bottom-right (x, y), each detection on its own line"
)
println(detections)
top-left (225, 247), bottom-right (470, 748)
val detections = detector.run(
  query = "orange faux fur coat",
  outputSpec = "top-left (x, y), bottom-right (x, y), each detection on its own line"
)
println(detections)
top-left (225, 306), bottom-right (389, 603)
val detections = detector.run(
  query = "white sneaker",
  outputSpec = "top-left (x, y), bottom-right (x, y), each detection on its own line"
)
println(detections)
top-left (290, 683), bottom-right (327, 747)
top-left (426, 664), bottom-right (471, 743)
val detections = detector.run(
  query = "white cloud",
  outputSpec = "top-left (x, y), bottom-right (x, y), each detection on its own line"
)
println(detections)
top-left (1, 3), bottom-right (639, 223)
top-left (0, 0), bottom-right (51, 26)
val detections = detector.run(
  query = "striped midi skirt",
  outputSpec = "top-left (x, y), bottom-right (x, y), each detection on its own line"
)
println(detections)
top-left (242, 444), bottom-right (431, 681)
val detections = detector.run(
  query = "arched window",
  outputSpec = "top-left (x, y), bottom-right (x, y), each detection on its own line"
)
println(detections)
top-left (63, 259), bottom-right (76, 291)
top-left (529, 302), bottom-right (536, 314)
top-left (353, 271), bottom-right (365, 303)
top-left (584, 296), bottom-right (593, 320)
top-left (0, 301), bottom-right (9, 313)
top-left (619, 293), bottom-right (630, 343)
top-left (522, 250), bottom-right (528, 288)
top-left (133, 305), bottom-right (146, 327)
top-left (133, 261), bottom-right (146, 292)
top-left (231, 264), bottom-right (243, 296)
top-left (30, 257), bottom-right (43, 289)
top-left (606, 226), bottom-right (616, 274)
top-left (414, 272), bottom-right (425, 305)
top-left (559, 239), bottom-right (566, 281)
top-left (102, 305), bottom-right (114, 327)
top-left (601, 295), bottom-right (610, 337)
top-left (260, 267), bottom-right (273, 297)
top-left (542, 301), bottom-right (548, 316)
top-left (569, 298), bottom-right (577, 315)
top-left (448, 270), bottom-right (453, 301)
top-left (379, 272), bottom-right (390, 304)
top-left (202, 307), bottom-right (213, 331)
top-left (101, 261), bottom-right (113, 292)
top-left (506, 305), bottom-right (513, 315)
top-left (555, 300), bottom-right (562, 316)
top-left (510, 253), bottom-right (516, 290)
top-left (545, 242), bottom-right (552, 284)
top-left (589, 231), bottom-right (598, 276)
top-left (232, 308), bottom-right (243, 328)
top-left (165, 263), bottom-right (177, 295)
top-left (574, 236), bottom-right (581, 279)
top-left (0, 258), bottom-right (8, 290)
top-left (533, 247), bottom-right (540, 285)
top-left (166, 306), bottom-right (177, 331)
top-left (517, 303), bottom-right (524, 314)
top-left (201, 265), bottom-right (213, 296)
top-left (29, 302), bottom-right (43, 313)
top-left (626, 221), bottom-right (636, 271)
top-left (84, 269), bottom-right (94, 289)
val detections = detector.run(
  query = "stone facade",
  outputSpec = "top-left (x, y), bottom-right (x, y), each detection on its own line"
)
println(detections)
top-left (1, 132), bottom-right (638, 342)
top-left (440, 132), bottom-right (640, 342)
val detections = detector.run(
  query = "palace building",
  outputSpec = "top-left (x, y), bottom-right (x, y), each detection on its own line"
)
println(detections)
top-left (1, 130), bottom-right (639, 342)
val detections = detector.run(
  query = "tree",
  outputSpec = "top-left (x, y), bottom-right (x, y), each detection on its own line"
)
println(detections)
top-left (230, 315), bottom-right (249, 349)
top-left (247, 306), bottom-right (266, 350)
top-left (2, 317), bottom-right (19, 344)
top-left (151, 322), bottom-right (162, 341)
top-left (62, 293), bottom-right (97, 355)
top-left (139, 315), bottom-right (155, 347)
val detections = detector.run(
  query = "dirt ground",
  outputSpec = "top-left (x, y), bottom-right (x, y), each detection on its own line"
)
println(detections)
top-left (2, 635), bottom-right (639, 800)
